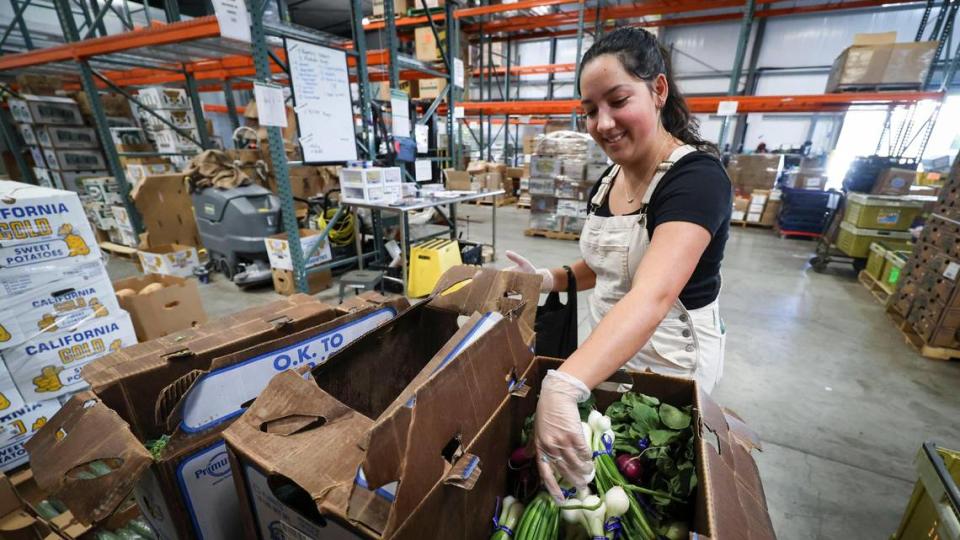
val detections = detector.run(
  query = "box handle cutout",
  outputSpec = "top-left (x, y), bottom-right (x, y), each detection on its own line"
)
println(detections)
top-left (259, 414), bottom-right (327, 436)
top-left (163, 301), bottom-right (180, 309)
top-left (66, 458), bottom-right (123, 480)
top-left (440, 433), bottom-right (463, 465)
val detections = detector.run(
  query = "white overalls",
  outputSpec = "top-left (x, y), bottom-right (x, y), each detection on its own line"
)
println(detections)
top-left (580, 145), bottom-right (725, 393)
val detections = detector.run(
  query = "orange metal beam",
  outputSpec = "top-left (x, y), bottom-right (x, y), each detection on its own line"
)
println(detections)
top-left (455, 0), bottom-right (577, 18)
top-left (364, 12), bottom-right (446, 31)
top-left (457, 92), bottom-right (944, 115)
top-left (0, 16), bottom-right (223, 71)
top-left (471, 62), bottom-right (576, 76)
top-left (463, 0), bottom-right (919, 36)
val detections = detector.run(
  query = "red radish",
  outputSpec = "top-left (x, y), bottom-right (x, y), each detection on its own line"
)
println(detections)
top-left (616, 453), bottom-right (644, 483)
top-left (510, 446), bottom-right (534, 468)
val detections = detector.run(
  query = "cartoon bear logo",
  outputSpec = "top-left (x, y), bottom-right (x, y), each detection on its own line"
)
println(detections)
top-left (109, 339), bottom-right (123, 352)
top-left (59, 223), bottom-right (91, 257)
top-left (89, 297), bottom-right (109, 318)
top-left (0, 324), bottom-right (10, 343)
top-left (38, 313), bottom-right (58, 332)
top-left (0, 392), bottom-right (9, 411)
top-left (33, 365), bottom-right (63, 393)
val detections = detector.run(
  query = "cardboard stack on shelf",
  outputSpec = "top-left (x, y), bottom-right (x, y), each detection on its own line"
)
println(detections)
top-left (526, 131), bottom-right (608, 237)
top-left (825, 32), bottom-right (937, 92)
top-left (889, 155), bottom-right (960, 350)
top-left (135, 87), bottom-right (201, 170)
top-left (725, 153), bottom-right (783, 196)
top-left (9, 95), bottom-right (109, 194)
top-left (0, 181), bottom-right (137, 473)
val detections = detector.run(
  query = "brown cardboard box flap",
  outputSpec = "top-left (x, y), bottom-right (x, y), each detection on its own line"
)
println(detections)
top-left (81, 294), bottom-right (335, 440)
top-left (24, 393), bottom-right (152, 524)
top-left (359, 315), bottom-right (534, 536)
top-left (428, 265), bottom-right (540, 344)
top-left (155, 295), bottom-right (408, 433)
top-left (222, 370), bottom-right (373, 515)
top-left (853, 31), bottom-right (896, 46)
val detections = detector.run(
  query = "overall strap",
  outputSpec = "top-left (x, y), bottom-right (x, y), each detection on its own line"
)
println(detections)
top-left (589, 164), bottom-right (620, 210)
top-left (640, 144), bottom-right (697, 207)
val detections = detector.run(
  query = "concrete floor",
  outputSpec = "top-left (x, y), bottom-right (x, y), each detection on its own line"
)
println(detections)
top-left (105, 204), bottom-right (960, 539)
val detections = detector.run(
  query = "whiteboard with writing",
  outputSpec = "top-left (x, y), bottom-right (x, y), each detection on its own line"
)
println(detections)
top-left (286, 38), bottom-right (358, 162)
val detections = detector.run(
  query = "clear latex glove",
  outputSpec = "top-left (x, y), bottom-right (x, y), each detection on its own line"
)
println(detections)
top-left (535, 369), bottom-right (595, 502)
top-left (504, 250), bottom-right (554, 292)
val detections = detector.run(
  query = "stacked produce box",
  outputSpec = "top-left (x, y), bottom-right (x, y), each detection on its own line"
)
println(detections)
top-left (890, 155), bottom-right (960, 348)
top-left (9, 95), bottom-right (109, 193)
top-left (527, 131), bottom-right (608, 236)
top-left (836, 193), bottom-right (923, 259)
top-left (0, 181), bottom-right (137, 473)
top-left (136, 87), bottom-right (200, 170)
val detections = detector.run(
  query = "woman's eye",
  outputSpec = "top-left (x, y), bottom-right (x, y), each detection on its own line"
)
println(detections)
top-left (611, 97), bottom-right (628, 107)
top-left (585, 109), bottom-right (598, 118)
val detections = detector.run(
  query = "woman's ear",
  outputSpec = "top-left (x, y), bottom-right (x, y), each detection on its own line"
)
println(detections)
top-left (652, 73), bottom-right (669, 109)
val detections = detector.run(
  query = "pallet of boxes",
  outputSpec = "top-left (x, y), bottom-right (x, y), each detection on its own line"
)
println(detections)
top-left (888, 156), bottom-right (960, 359)
top-left (0, 180), bottom-right (146, 537)
top-left (9, 93), bottom-right (110, 197)
top-left (465, 161), bottom-right (516, 206)
top-left (136, 87), bottom-right (202, 171)
top-left (525, 131), bottom-right (608, 240)
top-left (726, 153), bottom-right (782, 229)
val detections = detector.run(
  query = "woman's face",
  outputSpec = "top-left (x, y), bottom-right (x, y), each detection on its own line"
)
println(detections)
top-left (580, 54), bottom-right (667, 167)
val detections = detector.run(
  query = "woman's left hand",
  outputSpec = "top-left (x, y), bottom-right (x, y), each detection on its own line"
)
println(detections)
top-left (535, 369), bottom-right (595, 502)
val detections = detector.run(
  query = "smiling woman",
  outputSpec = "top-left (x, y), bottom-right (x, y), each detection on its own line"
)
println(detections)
top-left (504, 27), bottom-right (733, 503)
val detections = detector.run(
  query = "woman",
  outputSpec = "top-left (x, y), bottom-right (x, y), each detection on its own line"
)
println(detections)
top-left (506, 27), bottom-right (731, 501)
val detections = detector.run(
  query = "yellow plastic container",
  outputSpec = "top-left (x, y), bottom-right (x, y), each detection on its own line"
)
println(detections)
top-left (865, 242), bottom-right (887, 279)
top-left (407, 238), bottom-right (463, 298)
top-left (892, 444), bottom-right (960, 540)
top-left (880, 250), bottom-right (909, 290)
top-left (843, 193), bottom-right (925, 231)
top-left (837, 221), bottom-right (912, 258)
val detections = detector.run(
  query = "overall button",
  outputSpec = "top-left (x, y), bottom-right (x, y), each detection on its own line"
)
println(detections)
top-left (679, 313), bottom-right (688, 323)
top-left (684, 344), bottom-right (695, 353)
top-left (682, 329), bottom-right (691, 338)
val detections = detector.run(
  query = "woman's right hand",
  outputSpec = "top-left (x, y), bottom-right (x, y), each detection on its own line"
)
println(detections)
top-left (504, 251), bottom-right (555, 292)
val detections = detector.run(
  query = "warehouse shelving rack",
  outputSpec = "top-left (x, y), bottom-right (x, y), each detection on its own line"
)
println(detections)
top-left (439, 0), bottom-right (958, 163)
top-left (0, 0), bottom-right (462, 293)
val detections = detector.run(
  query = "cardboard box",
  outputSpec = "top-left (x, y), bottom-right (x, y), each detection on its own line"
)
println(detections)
top-left (8, 96), bottom-right (83, 126)
top-left (16, 125), bottom-right (37, 146)
top-left (113, 275), bottom-right (208, 341)
top-left (138, 244), bottom-right (200, 278)
top-left (34, 126), bottom-right (99, 150)
top-left (726, 154), bottom-right (783, 195)
top-left (415, 26), bottom-right (443, 62)
top-left (0, 471), bottom-right (57, 538)
top-left (384, 357), bottom-right (775, 539)
top-left (272, 267), bottom-right (333, 296)
top-left (0, 259), bottom-right (105, 299)
top-left (530, 155), bottom-right (562, 178)
top-left (74, 91), bottom-right (132, 118)
top-left (224, 266), bottom-right (539, 538)
top-left (556, 198), bottom-right (588, 218)
top-left (760, 199), bottom-right (781, 226)
top-left (125, 162), bottom-right (176, 186)
top-left (0, 362), bottom-right (25, 417)
top-left (110, 205), bottom-right (139, 248)
top-left (418, 77), bottom-right (447, 99)
top-left (0, 400), bottom-right (63, 474)
top-left (15, 74), bottom-right (61, 96)
top-left (32, 168), bottom-right (109, 193)
top-left (137, 87), bottom-right (190, 110)
top-left (872, 167), bottom-right (916, 196)
top-left (2, 310), bottom-right (136, 403)
top-left (0, 265), bottom-right (120, 351)
top-left (152, 128), bottom-right (201, 154)
top-left (443, 169), bottom-right (473, 191)
top-left (109, 127), bottom-right (149, 146)
top-left (0, 181), bottom-right (103, 269)
top-left (80, 176), bottom-right (124, 206)
top-left (372, 0), bottom-right (407, 16)
top-left (139, 108), bottom-right (196, 131)
top-left (40, 148), bottom-right (106, 172)
top-left (26, 295), bottom-right (406, 538)
top-left (131, 174), bottom-right (202, 248)
top-left (825, 33), bottom-right (938, 91)
top-left (265, 229), bottom-right (333, 271)
top-left (586, 162), bottom-right (610, 182)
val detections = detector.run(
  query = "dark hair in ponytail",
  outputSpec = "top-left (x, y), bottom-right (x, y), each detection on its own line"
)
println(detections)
top-left (579, 27), bottom-right (717, 155)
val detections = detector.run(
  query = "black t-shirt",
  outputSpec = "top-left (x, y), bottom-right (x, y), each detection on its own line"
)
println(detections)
top-left (586, 151), bottom-right (732, 309)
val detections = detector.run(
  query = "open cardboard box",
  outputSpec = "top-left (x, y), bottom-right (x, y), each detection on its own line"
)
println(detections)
top-left (113, 274), bottom-right (207, 341)
top-left (25, 293), bottom-right (408, 539)
top-left (390, 356), bottom-right (776, 539)
top-left (223, 266), bottom-right (541, 539)
top-left (0, 472), bottom-right (57, 540)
